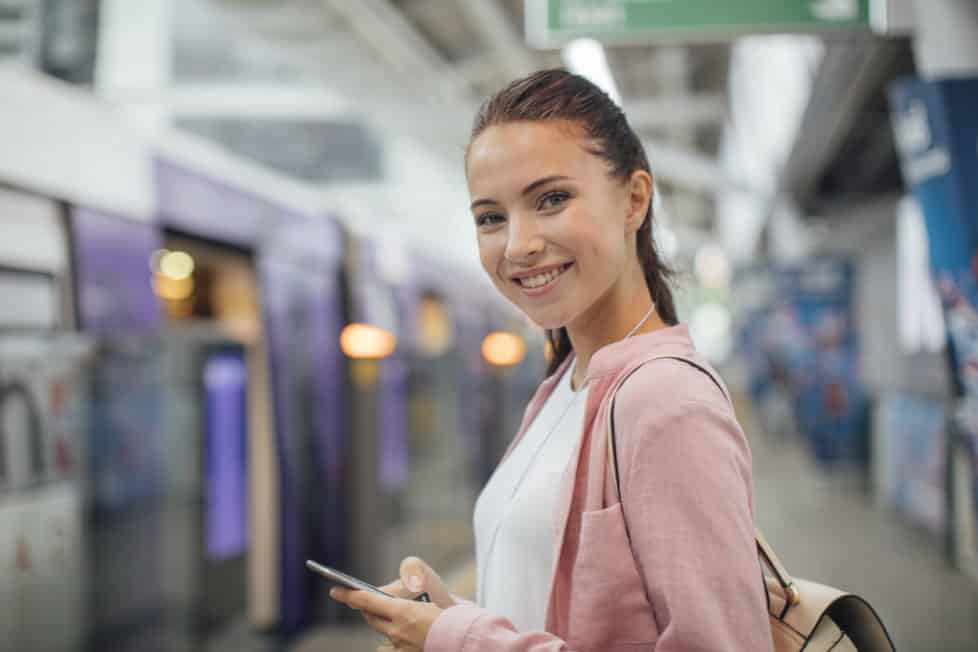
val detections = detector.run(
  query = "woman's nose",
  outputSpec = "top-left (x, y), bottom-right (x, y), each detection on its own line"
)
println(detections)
top-left (504, 216), bottom-right (544, 263)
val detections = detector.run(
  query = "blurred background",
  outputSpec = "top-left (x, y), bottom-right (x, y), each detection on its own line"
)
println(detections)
top-left (0, 0), bottom-right (977, 650)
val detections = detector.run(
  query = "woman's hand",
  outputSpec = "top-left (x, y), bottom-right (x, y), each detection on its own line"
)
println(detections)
top-left (380, 556), bottom-right (457, 609)
top-left (330, 585), bottom-right (441, 652)
top-left (329, 557), bottom-right (453, 652)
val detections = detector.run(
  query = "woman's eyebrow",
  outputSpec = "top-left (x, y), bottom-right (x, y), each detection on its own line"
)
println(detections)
top-left (470, 175), bottom-right (571, 211)
top-left (521, 175), bottom-right (571, 197)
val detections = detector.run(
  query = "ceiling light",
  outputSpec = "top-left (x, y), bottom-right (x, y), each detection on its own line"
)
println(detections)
top-left (159, 250), bottom-right (195, 280)
top-left (482, 332), bottom-right (527, 367)
top-left (341, 323), bottom-right (397, 360)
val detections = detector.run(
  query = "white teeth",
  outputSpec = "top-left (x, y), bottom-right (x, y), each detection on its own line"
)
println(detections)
top-left (518, 265), bottom-right (567, 289)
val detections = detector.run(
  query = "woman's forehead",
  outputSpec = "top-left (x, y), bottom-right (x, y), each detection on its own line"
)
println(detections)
top-left (467, 121), bottom-right (596, 182)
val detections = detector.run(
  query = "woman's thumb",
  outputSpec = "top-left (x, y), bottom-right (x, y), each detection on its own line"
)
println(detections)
top-left (400, 556), bottom-right (430, 593)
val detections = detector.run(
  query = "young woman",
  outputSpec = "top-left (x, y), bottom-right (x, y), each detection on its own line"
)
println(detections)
top-left (330, 69), bottom-right (772, 652)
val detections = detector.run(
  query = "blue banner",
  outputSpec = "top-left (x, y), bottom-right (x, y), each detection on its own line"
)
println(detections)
top-left (890, 77), bottom-right (978, 564)
top-left (890, 77), bottom-right (978, 397)
top-left (735, 260), bottom-right (868, 464)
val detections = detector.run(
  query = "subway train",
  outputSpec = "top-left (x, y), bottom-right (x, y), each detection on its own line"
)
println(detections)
top-left (0, 66), bottom-right (542, 650)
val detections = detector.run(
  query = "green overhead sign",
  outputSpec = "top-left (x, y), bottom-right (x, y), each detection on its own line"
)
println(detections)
top-left (525, 0), bottom-right (871, 47)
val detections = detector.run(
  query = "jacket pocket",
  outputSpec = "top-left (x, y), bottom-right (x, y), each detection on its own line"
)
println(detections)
top-left (566, 502), bottom-right (659, 648)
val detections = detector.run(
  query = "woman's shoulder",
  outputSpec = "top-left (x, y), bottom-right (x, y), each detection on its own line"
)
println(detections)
top-left (615, 355), bottom-right (728, 409)
top-left (611, 357), bottom-right (751, 467)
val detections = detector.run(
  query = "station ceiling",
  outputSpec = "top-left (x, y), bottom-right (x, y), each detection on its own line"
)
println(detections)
top-left (209, 0), bottom-right (731, 229)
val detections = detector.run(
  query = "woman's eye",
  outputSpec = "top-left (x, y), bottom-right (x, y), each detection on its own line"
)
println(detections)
top-left (476, 213), bottom-right (504, 228)
top-left (538, 191), bottom-right (570, 211)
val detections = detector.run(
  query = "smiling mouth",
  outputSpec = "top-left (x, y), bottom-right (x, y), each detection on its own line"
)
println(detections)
top-left (514, 263), bottom-right (573, 290)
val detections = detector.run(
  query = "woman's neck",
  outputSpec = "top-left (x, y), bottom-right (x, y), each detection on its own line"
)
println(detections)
top-left (566, 280), bottom-right (667, 391)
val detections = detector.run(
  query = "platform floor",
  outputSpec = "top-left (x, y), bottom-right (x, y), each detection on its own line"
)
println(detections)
top-left (290, 404), bottom-right (978, 651)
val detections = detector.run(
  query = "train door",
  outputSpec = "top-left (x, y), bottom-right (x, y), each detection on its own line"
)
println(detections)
top-left (70, 206), bottom-right (174, 652)
top-left (343, 238), bottom-right (409, 592)
top-left (85, 337), bottom-right (172, 651)
top-left (453, 300), bottom-right (492, 491)
top-left (404, 289), bottom-right (477, 573)
top-left (258, 220), bottom-right (348, 632)
top-left (155, 235), bottom-right (262, 645)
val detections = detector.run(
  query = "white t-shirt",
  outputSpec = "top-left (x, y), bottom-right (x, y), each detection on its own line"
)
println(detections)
top-left (473, 366), bottom-right (588, 633)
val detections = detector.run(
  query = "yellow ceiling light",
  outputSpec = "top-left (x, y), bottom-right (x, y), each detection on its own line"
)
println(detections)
top-left (482, 332), bottom-right (527, 367)
top-left (341, 323), bottom-right (397, 359)
top-left (159, 250), bottom-right (195, 281)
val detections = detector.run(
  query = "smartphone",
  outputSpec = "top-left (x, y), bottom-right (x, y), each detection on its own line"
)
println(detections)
top-left (306, 560), bottom-right (431, 603)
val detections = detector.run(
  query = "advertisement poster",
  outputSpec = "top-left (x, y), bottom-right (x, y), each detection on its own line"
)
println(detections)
top-left (890, 77), bottom-right (978, 569)
top-left (875, 394), bottom-right (947, 534)
top-left (890, 77), bottom-right (978, 412)
top-left (767, 259), bottom-right (868, 464)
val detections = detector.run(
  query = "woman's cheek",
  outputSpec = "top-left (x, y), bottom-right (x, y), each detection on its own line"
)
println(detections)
top-left (479, 235), bottom-right (509, 284)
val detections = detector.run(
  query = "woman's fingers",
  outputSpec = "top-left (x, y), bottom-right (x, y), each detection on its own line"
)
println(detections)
top-left (399, 556), bottom-right (453, 607)
top-left (399, 556), bottom-right (429, 593)
top-left (377, 578), bottom-right (412, 598)
top-left (332, 587), bottom-right (400, 620)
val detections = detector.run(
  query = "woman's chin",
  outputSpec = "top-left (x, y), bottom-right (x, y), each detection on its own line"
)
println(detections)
top-left (525, 311), bottom-right (570, 332)
top-left (505, 294), bottom-right (574, 331)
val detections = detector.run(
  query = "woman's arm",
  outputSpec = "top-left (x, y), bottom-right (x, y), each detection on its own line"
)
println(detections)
top-left (613, 360), bottom-right (773, 652)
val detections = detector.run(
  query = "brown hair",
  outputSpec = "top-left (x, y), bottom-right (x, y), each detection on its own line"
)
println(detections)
top-left (468, 69), bottom-right (678, 376)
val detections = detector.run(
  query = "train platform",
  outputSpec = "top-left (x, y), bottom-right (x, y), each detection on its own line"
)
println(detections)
top-left (289, 395), bottom-right (978, 652)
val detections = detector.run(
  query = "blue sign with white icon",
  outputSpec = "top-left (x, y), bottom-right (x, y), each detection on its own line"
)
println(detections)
top-left (890, 77), bottom-right (978, 398)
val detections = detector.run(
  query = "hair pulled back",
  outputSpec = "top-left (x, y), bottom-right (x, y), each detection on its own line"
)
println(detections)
top-left (468, 69), bottom-right (678, 376)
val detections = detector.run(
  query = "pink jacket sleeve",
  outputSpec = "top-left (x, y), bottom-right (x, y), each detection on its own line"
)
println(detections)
top-left (425, 605), bottom-right (577, 652)
top-left (612, 361), bottom-right (773, 652)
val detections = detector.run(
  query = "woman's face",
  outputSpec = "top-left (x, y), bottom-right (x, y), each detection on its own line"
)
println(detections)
top-left (466, 120), bottom-right (646, 330)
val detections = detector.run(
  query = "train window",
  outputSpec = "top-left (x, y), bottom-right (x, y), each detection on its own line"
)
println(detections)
top-left (0, 268), bottom-right (58, 331)
top-left (0, 379), bottom-right (44, 487)
top-left (156, 237), bottom-right (261, 344)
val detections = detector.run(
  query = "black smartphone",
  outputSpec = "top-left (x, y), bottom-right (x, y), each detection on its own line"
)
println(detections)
top-left (306, 560), bottom-right (431, 603)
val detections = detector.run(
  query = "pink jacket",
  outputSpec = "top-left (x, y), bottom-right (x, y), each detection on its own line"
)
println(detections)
top-left (425, 324), bottom-right (772, 652)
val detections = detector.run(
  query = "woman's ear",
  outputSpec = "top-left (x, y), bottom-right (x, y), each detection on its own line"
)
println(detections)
top-left (626, 170), bottom-right (653, 233)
